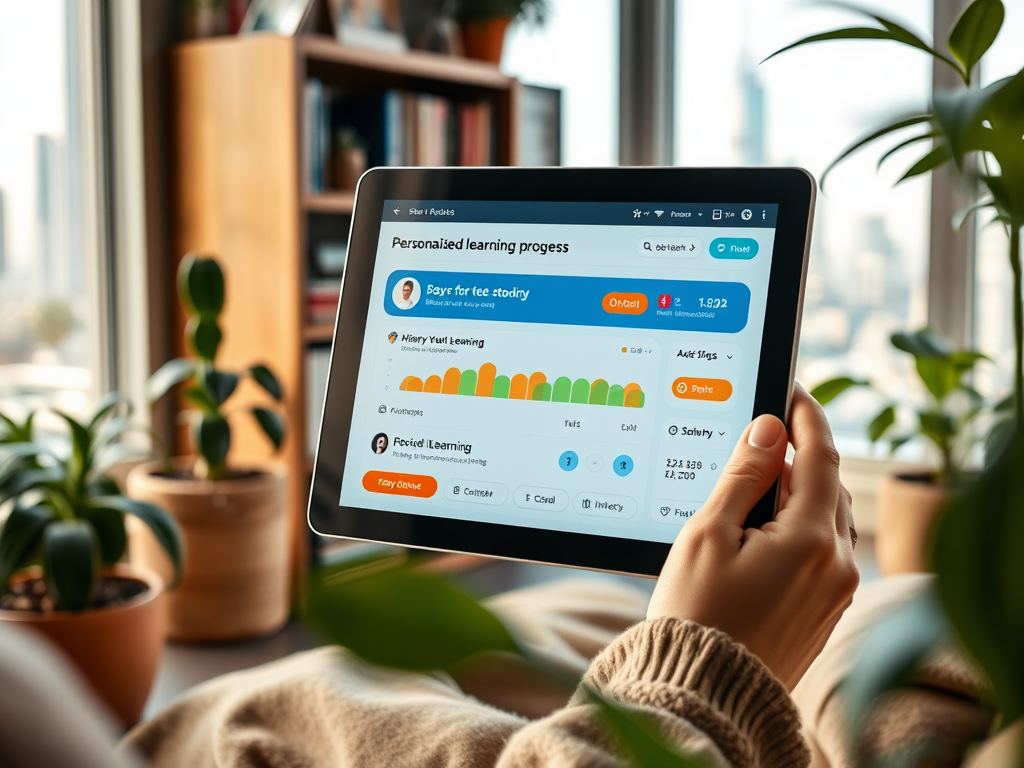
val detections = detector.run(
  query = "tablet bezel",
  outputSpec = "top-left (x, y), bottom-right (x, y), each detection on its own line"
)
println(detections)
top-left (308, 167), bottom-right (814, 577)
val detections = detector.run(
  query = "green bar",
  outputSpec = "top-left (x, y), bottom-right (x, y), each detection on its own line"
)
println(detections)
top-left (552, 376), bottom-right (572, 403)
top-left (625, 389), bottom-right (645, 408)
top-left (531, 382), bottom-right (552, 401)
top-left (589, 379), bottom-right (609, 405)
top-left (459, 369), bottom-right (477, 395)
top-left (491, 375), bottom-right (511, 399)
top-left (570, 378), bottom-right (590, 404)
top-left (607, 384), bottom-right (624, 407)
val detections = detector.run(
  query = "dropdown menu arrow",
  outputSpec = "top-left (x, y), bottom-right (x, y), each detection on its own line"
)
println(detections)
top-left (726, 355), bottom-right (733, 359)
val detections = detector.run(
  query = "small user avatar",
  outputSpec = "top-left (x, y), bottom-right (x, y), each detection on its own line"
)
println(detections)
top-left (371, 432), bottom-right (389, 455)
top-left (388, 331), bottom-right (398, 344)
top-left (393, 278), bottom-right (420, 310)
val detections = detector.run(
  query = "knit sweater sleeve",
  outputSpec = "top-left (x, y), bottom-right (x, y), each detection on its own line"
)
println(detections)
top-left (496, 617), bottom-right (810, 768)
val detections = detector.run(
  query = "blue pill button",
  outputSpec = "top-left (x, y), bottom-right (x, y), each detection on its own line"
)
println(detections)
top-left (710, 238), bottom-right (758, 259)
top-left (612, 455), bottom-right (634, 477)
top-left (559, 451), bottom-right (579, 471)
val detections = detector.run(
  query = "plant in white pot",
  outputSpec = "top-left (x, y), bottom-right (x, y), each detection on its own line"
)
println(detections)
top-left (811, 328), bottom-right (989, 574)
top-left (0, 398), bottom-right (182, 726)
top-left (130, 254), bottom-right (289, 642)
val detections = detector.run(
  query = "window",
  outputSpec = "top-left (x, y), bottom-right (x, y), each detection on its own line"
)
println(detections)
top-left (973, 0), bottom-right (1023, 401)
top-left (0, 0), bottom-right (100, 421)
top-left (503, 0), bottom-right (619, 167)
top-left (675, 0), bottom-right (933, 454)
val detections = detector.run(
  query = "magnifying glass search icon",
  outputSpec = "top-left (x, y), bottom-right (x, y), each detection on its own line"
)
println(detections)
top-left (643, 241), bottom-right (652, 251)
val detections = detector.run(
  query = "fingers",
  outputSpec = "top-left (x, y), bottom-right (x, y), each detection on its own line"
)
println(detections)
top-left (780, 384), bottom-right (841, 526)
top-left (699, 414), bottom-right (788, 530)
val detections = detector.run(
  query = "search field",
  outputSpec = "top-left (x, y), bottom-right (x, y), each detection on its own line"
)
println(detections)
top-left (636, 236), bottom-right (702, 258)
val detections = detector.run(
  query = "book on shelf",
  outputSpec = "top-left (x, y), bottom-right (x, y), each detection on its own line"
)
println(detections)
top-left (303, 82), bottom-right (498, 192)
top-left (307, 279), bottom-right (341, 326)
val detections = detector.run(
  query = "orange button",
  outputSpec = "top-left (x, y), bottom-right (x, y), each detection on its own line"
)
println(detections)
top-left (671, 377), bottom-right (733, 402)
top-left (602, 292), bottom-right (648, 315)
top-left (362, 471), bottom-right (437, 498)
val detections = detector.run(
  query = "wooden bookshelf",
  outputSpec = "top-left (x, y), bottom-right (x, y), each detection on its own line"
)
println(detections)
top-left (171, 34), bottom-right (520, 603)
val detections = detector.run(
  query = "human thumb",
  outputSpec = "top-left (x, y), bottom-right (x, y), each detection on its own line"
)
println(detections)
top-left (700, 415), bottom-right (787, 528)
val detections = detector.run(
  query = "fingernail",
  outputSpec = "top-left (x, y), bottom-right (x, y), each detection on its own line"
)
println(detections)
top-left (748, 416), bottom-right (782, 449)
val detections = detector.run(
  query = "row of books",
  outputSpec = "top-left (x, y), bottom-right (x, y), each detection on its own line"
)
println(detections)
top-left (308, 279), bottom-right (341, 326)
top-left (304, 80), bottom-right (498, 191)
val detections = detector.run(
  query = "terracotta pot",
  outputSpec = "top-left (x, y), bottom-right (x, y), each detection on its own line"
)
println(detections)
top-left (875, 473), bottom-right (950, 576)
top-left (458, 17), bottom-right (511, 64)
top-left (0, 563), bottom-right (166, 727)
top-left (127, 460), bottom-right (289, 642)
top-left (331, 146), bottom-right (367, 191)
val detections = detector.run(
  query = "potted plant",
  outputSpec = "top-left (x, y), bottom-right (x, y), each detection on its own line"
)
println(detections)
top-left (811, 328), bottom-right (988, 574)
top-left (129, 254), bottom-right (289, 642)
top-left (332, 126), bottom-right (368, 192)
top-left (451, 0), bottom-right (548, 64)
top-left (768, 0), bottom-right (1024, 440)
top-left (0, 398), bottom-right (182, 726)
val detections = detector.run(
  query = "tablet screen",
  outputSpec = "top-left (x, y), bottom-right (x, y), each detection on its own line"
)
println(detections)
top-left (337, 200), bottom-right (779, 545)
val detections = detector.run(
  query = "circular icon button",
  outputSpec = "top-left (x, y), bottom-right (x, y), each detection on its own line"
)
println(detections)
top-left (587, 454), bottom-right (604, 472)
top-left (612, 455), bottom-right (634, 477)
top-left (559, 451), bottom-right (579, 471)
top-left (741, 208), bottom-right (752, 220)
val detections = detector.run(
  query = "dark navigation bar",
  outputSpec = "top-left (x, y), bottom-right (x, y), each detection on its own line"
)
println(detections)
top-left (382, 200), bottom-right (779, 228)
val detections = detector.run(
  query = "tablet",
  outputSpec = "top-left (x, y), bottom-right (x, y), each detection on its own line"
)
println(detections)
top-left (309, 168), bottom-right (814, 576)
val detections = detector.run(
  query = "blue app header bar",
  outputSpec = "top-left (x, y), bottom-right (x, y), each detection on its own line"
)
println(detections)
top-left (382, 200), bottom-right (779, 228)
top-left (384, 271), bottom-right (751, 334)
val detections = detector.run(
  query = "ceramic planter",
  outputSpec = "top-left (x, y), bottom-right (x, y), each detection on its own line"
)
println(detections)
top-left (875, 473), bottom-right (950, 576)
top-left (459, 17), bottom-right (511, 64)
top-left (127, 460), bottom-right (289, 642)
top-left (332, 146), bottom-right (367, 191)
top-left (0, 563), bottom-right (166, 727)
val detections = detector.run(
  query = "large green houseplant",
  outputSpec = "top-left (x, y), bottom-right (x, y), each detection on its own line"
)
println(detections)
top-left (767, 0), bottom-right (1024, 435)
top-left (128, 254), bottom-right (291, 641)
top-left (0, 397), bottom-right (182, 725)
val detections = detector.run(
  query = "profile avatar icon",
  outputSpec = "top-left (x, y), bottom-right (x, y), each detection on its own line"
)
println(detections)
top-left (371, 433), bottom-right (389, 455)
top-left (393, 277), bottom-right (420, 310)
top-left (388, 331), bottom-right (398, 344)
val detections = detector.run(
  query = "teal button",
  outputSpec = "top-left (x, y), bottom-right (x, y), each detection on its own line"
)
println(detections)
top-left (710, 238), bottom-right (758, 259)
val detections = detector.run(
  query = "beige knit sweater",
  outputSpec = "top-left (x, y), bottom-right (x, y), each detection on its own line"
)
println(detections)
top-left (122, 578), bottom-right (810, 768)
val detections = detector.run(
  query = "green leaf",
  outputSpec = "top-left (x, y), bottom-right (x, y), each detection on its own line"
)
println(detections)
top-left (52, 409), bottom-right (94, 487)
top-left (994, 394), bottom-right (1014, 412)
top-left (0, 412), bottom-right (34, 443)
top-left (948, 0), bottom-right (1005, 75)
top-left (306, 563), bottom-right (519, 670)
top-left (935, 430), bottom-right (1024, 721)
top-left (891, 328), bottom-right (952, 358)
top-left (762, 26), bottom-right (911, 64)
top-left (586, 688), bottom-right (712, 768)
top-left (890, 434), bottom-right (914, 453)
top-left (251, 407), bottom-right (285, 450)
top-left (200, 369), bottom-right (239, 405)
top-left (984, 414), bottom-right (1015, 465)
top-left (192, 413), bottom-right (231, 472)
top-left (146, 358), bottom-right (196, 404)
top-left (94, 495), bottom-right (183, 587)
top-left (0, 505), bottom-right (54, 588)
top-left (186, 316), bottom-right (222, 362)
top-left (919, 410), bottom-right (956, 447)
top-left (953, 198), bottom-right (995, 231)
top-left (183, 385), bottom-right (219, 414)
top-left (818, 114), bottom-right (932, 188)
top-left (248, 364), bottom-right (283, 401)
top-left (88, 391), bottom-right (129, 431)
top-left (868, 405), bottom-right (896, 442)
top-left (178, 254), bottom-right (225, 316)
top-left (0, 468), bottom-right (65, 504)
top-left (842, 590), bottom-right (951, 735)
top-left (915, 357), bottom-right (956, 401)
top-left (809, 376), bottom-right (870, 405)
top-left (80, 507), bottom-right (126, 565)
top-left (932, 85), bottom-right (1003, 170)
top-left (43, 520), bottom-right (99, 611)
top-left (876, 130), bottom-right (939, 170)
top-left (897, 144), bottom-right (952, 183)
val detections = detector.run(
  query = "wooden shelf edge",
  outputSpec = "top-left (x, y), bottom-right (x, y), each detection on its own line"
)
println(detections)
top-left (304, 322), bottom-right (336, 344)
top-left (300, 34), bottom-right (514, 90)
top-left (304, 191), bottom-right (355, 213)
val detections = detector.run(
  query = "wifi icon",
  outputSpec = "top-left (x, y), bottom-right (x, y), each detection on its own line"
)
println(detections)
top-left (654, 210), bottom-right (664, 218)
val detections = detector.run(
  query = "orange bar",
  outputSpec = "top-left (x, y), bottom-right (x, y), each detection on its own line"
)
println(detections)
top-left (509, 373), bottom-right (528, 399)
top-left (441, 367), bottom-right (461, 395)
top-left (527, 371), bottom-right (547, 399)
top-left (401, 376), bottom-right (423, 392)
top-left (602, 292), bottom-right (648, 315)
top-left (476, 363), bottom-right (497, 397)
top-left (623, 382), bottom-right (642, 400)
top-left (424, 375), bottom-right (442, 393)
top-left (362, 471), bottom-right (437, 498)
top-left (671, 377), bottom-right (733, 402)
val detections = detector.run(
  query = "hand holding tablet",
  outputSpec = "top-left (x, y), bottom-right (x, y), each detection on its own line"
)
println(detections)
top-left (309, 168), bottom-right (815, 576)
